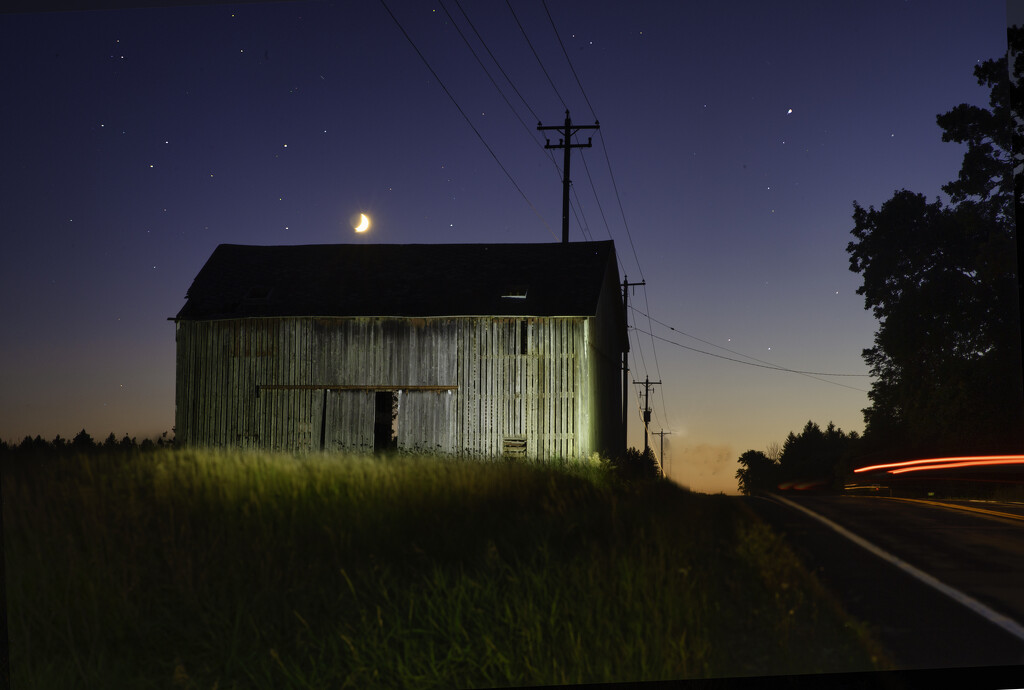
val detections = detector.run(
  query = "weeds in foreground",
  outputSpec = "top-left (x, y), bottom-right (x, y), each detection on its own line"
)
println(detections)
top-left (3, 449), bottom-right (889, 688)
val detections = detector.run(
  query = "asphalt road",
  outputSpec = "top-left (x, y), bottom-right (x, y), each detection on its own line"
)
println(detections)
top-left (743, 493), bottom-right (1024, 679)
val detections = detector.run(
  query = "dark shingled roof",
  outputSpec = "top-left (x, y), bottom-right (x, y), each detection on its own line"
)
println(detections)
top-left (175, 241), bottom-right (620, 320)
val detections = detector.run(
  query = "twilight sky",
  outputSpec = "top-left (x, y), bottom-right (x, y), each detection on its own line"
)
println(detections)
top-left (0, 0), bottom-right (1015, 493)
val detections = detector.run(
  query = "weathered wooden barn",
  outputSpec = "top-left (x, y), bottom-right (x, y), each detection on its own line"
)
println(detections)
top-left (173, 241), bottom-right (626, 460)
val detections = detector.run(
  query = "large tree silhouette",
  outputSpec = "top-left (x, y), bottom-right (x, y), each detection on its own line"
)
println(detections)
top-left (847, 27), bottom-right (1024, 458)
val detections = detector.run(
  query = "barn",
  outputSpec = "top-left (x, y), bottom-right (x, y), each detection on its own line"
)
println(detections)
top-left (173, 240), bottom-right (627, 460)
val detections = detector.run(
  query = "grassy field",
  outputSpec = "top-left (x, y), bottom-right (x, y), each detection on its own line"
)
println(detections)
top-left (2, 448), bottom-right (891, 688)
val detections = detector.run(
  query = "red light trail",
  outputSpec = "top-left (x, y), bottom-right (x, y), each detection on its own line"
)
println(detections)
top-left (854, 455), bottom-right (1024, 475)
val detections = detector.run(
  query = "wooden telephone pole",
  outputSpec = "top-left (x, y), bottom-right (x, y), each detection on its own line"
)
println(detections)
top-left (653, 429), bottom-right (672, 476)
top-left (632, 375), bottom-right (662, 456)
top-left (538, 110), bottom-right (599, 243)
top-left (621, 276), bottom-right (644, 455)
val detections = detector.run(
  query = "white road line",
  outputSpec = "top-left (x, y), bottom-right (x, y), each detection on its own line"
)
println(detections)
top-left (770, 493), bottom-right (1024, 645)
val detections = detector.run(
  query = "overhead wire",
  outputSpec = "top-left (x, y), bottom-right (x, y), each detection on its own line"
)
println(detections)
top-left (541, 0), bottom-right (597, 119)
top-left (568, 186), bottom-right (594, 241)
top-left (641, 287), bottom-right (672, 424)
top-left (438, 0), bottom-right (544, 154)
top-left (378, 0), bottom-right (558, 240)
top-left (632, 305), bottom-right (872, 378)
top-left (451, 0), bottom-right (542, 123)
top-left (445, 0), bottom-right (590, 244)
top-left (630, 320), bottom-right (871, 393)
top-left (505, 0), bottom-right (568, 111)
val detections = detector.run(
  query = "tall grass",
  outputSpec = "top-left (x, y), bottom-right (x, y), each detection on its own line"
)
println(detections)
top-left (3, 449), bottom-right (889, 688)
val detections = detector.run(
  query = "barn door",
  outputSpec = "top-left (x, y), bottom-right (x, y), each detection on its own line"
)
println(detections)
top-left (322, 390), bottom-right (374, 453)
top-left (373, 391), bottom-right (398, 453)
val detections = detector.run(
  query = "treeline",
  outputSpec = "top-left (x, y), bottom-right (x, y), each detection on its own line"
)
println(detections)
top-left (735, 421), bottom-right (860, 495)
top-left (0, 429), bottom-right (174, 457)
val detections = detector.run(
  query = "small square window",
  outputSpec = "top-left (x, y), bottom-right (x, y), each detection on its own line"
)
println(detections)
top-left (501, 285), bottom-right (528, 299)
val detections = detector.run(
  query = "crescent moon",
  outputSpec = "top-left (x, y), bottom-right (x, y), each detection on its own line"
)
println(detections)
top-left (354, 213), bottom-right (370, 233)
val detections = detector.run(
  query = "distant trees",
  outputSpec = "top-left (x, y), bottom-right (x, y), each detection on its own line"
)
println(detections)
top-left (0, 430), bottom-right (174, 458)
top-left (735, 421), bottom-right (860, 495)
top-left (846, 27), bottom-right (1024, 458)
top-left (610, 446), bottom-right (661, 482)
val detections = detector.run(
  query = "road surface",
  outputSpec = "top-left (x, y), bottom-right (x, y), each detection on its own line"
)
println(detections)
top-left (744, 493), bottom-right (1024, 675)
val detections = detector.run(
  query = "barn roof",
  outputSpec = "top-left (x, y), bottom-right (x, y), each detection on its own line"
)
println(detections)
top-left (175, 241), bottom-right (621, 320)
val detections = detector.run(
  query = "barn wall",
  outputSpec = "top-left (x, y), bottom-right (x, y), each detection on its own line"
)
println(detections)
top-left (587, 257), bottom-right (629, 458)
top-left (175, 315), bottom-right (593, 459)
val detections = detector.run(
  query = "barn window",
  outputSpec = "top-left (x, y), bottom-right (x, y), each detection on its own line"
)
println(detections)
top-left (503, 436), bottom-right (527, 458)
top-left (239, 286), bottom-right (273, 312)
top-left (501, 285), bottom-right (528, 299)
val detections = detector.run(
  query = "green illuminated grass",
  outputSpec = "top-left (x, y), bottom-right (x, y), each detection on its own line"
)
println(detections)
top-left (2, 449), bottom-right (890, 688)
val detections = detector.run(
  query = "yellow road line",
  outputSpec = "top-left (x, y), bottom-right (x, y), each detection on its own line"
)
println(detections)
top-left (882, 497), bottom-right (1024, 523)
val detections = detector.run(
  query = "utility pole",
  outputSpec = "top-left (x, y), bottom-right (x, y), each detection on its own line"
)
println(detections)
top-left (632, 375), bottom-right (661, 457)
top-left (621, 276), bottom-right (645, 454)
top-left (538, 110), bottom-right (599, 243)
top-left (653, 429), bottom-right (672, 476)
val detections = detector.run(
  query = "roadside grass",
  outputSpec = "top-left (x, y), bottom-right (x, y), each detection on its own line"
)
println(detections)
top-left (2, 449), bottom-right (891, 688)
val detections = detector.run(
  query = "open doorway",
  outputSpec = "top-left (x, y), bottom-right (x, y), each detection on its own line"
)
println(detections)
top-left (373, 391), bottom-right (398, 453)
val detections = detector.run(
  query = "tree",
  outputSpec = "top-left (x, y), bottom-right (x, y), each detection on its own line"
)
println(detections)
top-left (611, 446), bottom-right (660, 482)
top-left (72, 429), bottom-right (96, 452)
top-left (735, 450), bottom-right (777, 495)
top-left (936, 27), bottom-right (1021, 223)
top-left (846, 28), bottom-right (1024, 457)
top-left (776, 421), bottom-right (858, 488)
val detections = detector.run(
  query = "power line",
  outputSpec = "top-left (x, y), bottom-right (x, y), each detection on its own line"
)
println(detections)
top-left (451, 0), bottom-right (541, 123)
top-left (541, 0), bottom-right (597, 119)
top-left (568, 185), bottom-right (594, 241)
top-left (378, 0), bottom-right (557, 241)
top-left (641, 286), bottom-right (673, 425)
top-left (584, 139), bottom-right (668, 423)
top-left (632, 306), bottom-right (871, 377)
top-left (578, 146), bottom-right (631, 287)
top-left (445, 0), bottom-right (574, 229)
top-left (576, 148), bottom-right (613, 241)
top-left (438, 1), bottom-right (540, 150)
top-left (505, 0), bottom-right (567, 111)
top-left (598, 131), bottom-right (644, 281)
top-left (632, 325), bottom-right (871, 392)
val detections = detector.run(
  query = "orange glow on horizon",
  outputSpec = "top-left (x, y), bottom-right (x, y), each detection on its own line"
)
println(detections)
top-left (854, 455), bottom-right (1024, 474)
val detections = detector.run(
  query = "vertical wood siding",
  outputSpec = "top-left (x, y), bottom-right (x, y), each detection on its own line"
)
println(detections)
top-left (175, 315), bottom-right (601, 459)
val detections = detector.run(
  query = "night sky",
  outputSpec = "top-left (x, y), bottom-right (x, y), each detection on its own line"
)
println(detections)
top-left (1, 1), bottom-right (1016, 493)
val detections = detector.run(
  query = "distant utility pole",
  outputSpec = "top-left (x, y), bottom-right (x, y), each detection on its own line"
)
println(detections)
top-left (538, 109), bottom-right (599, 243)
top-left (633, 375), bottom-right (662, 457)
top-left (653, 429), bottom-right (672, 476)
top-left (621, 276), bottom-right (645, 454)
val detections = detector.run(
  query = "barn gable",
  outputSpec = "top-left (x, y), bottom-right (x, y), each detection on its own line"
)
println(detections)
top-left (174, 241), bottom-right (626, 459)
